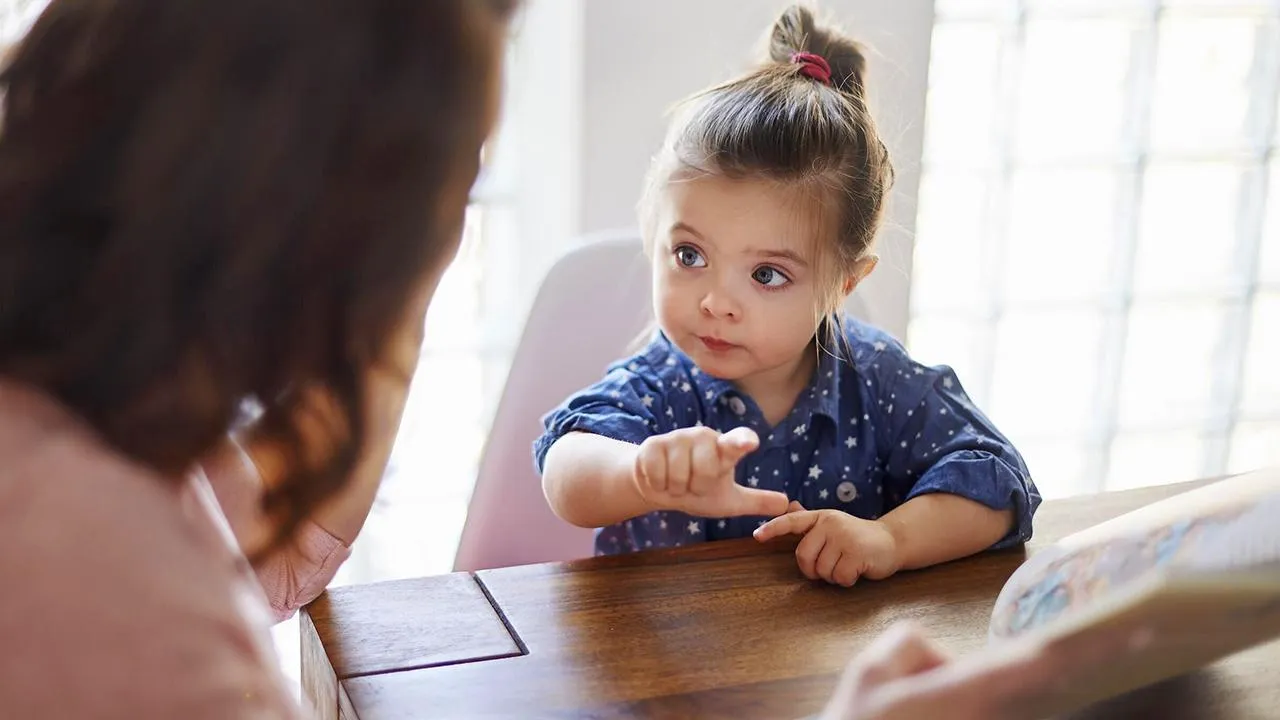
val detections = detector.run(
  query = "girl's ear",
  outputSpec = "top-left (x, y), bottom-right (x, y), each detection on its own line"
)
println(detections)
top-left (841, 254), bottom-right (879, 296)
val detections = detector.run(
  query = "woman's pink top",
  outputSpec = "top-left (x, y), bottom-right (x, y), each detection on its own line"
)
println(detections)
top-left (0, 380), bottom-right (351, 718)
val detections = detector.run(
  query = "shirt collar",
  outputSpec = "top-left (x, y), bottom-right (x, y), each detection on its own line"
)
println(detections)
top-left (655, 333), bottom-right (841, 427)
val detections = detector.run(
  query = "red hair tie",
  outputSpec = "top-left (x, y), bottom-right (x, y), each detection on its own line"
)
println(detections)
top-left (790, 52), bottom-right (832, 85)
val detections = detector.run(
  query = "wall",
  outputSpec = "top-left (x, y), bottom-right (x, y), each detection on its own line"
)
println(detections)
top-left (571, 0), bottom-right (936, 339)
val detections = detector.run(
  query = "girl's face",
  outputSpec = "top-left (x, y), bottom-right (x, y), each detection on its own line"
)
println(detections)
top-left (650, 174), bottom-right (834, 393)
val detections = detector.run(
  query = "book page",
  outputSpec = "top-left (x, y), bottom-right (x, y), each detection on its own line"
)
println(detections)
top-left (990, 473), bottom-right (1280, 640)
top-left (983, 467), bottom-right (1280, 713)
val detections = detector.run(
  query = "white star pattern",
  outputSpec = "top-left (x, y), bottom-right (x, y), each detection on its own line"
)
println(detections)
top-left (914, 367), bottom-right (925, 375)
top-left (943, 376), bottom-right (954, 389)
top-left (609, 390), bottom-right (620, 398)
top-left (688, 521), bottom-right (701, 535)
top-left (808, 465), bottom-right (823, 479)
top-left (819, 488), bottom-right (829, 500)
top-left (907, 410), bottom-right (913, 417)
top-left (681, 382), bottom-right (692, 392)
top-left (718, 520), bottom-right (726, 529)
top-left (641, 395), bottom-right (654, 408)
top-left (864, 414), bottom-right (870, 421)
top-left (705, 390), bottom-right (714, 400)
top-left (629, 362), bottom-right (639, 371)
top-left (845, 436), bottom-right (857, 448)
top-left (665, 357), bottom-right (677, 366)
top-left (940, 409), bottom-right (948, 415)
top-left (901, 441), bottom-right (908, 448)
top-left (748, 476), bottom-right (760, 487)
top-left (793, 424), bottom-right (806, 436)
top-left (666, 407), bottom-right (675, 418)
top-left (659, 519), bottom-right (667, 530)
top-left (692, 367), bottom-right (701, 376)
top-left (791, 452), bottom-right (800, 463)
top-left (887, 404), bottom-right (893, 414)
top-left (873, 341), bottom-right (887, 351)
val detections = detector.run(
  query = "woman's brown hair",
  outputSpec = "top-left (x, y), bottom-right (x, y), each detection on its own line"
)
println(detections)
top-left (0, 0), bottom-right (515, 547)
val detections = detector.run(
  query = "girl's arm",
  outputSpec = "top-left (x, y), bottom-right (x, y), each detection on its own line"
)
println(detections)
top-left (878, 492), bottom-right (1015, 571)
top-left (540, 432), bottom-right (655, 528)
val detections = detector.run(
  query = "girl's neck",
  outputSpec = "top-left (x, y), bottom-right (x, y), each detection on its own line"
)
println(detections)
top-left (732, 341), bottom-right (817, 427)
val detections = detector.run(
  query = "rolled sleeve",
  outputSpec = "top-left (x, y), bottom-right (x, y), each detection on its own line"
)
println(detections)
top-left (881, 365), bottom-right (1041, 549)
top-left (533, 366), bottom-right (670, 474)
top-left (907, 450), bottom-right (1036, 548)
top-left (254, 521), bottom-right (351, 623)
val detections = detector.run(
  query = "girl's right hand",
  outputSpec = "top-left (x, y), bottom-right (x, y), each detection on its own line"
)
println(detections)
top-left (633, 427), bottom-right (789, 519)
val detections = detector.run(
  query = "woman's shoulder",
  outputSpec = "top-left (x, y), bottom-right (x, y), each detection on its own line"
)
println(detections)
top-left (0, 379), bottom-right (299, 718)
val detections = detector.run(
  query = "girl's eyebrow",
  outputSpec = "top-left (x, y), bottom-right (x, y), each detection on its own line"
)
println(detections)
top-left (753, 248), bottom-right (809, 269)
top-left (670, 221), bottom-right (709, 243)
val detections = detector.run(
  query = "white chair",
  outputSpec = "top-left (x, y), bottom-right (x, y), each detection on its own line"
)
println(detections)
top-left (453, 234), bottom-right (653, 571)
top-left (452, 233), bottom-right (876, 572)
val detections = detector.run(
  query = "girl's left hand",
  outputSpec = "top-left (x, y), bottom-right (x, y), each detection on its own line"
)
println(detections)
top-left (753, 502), bottom-right (900, 586)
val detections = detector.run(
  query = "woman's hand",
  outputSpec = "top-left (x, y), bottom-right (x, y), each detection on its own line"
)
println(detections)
top-left (819, 620), bottom-right (1149, 720)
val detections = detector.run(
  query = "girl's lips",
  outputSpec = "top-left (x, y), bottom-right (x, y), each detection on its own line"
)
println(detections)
top-left (699, 336), bottom-right (737, 352)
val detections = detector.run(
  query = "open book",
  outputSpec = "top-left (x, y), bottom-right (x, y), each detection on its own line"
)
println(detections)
top-left (987, 466), bottom-right (1280, 711)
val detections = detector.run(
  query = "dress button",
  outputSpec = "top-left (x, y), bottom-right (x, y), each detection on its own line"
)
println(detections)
top-left (837, 481), bottom-right (858, 503)
top-left (728, 396), bottom-right (747, 416)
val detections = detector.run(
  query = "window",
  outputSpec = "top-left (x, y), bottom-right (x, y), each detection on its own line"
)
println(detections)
top-left (912, 0), bottom-right (1280, 498)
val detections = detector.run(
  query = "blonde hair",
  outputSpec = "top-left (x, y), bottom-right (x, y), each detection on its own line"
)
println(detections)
top-left (637, 4), bottom-right (894, 357)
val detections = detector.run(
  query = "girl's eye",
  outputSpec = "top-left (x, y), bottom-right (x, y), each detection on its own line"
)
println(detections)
top-left (674, 245), bottom-right (706, 268)
top-left (752, 266), bottom-right (790, 288)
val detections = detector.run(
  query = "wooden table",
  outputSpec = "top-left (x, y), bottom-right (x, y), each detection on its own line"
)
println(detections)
top-left (301, 479), bottom-right (1280, 719)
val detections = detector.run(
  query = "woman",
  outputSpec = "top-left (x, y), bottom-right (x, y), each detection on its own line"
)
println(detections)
top-left (0, 0), bottom-right (1111, 717)
top-left (0, 0), bottom-right (513, 716)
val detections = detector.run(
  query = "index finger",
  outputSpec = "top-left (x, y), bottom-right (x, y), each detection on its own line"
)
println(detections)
top-left (752, 509), bottom-right (820, 541)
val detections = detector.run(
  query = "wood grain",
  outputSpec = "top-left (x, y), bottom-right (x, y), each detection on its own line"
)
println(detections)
top-left (309, 478), bottom-right (1280, 719)
top-left (301, 572), bottom-right (522, 680)
top-left (299, 609), bottom-right (339, 720)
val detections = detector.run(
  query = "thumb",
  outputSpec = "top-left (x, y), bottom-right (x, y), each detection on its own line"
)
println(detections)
top-left (728, 486), bottom-right (790, 518)
top-left (716, 426), bottom-right (759, 468)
